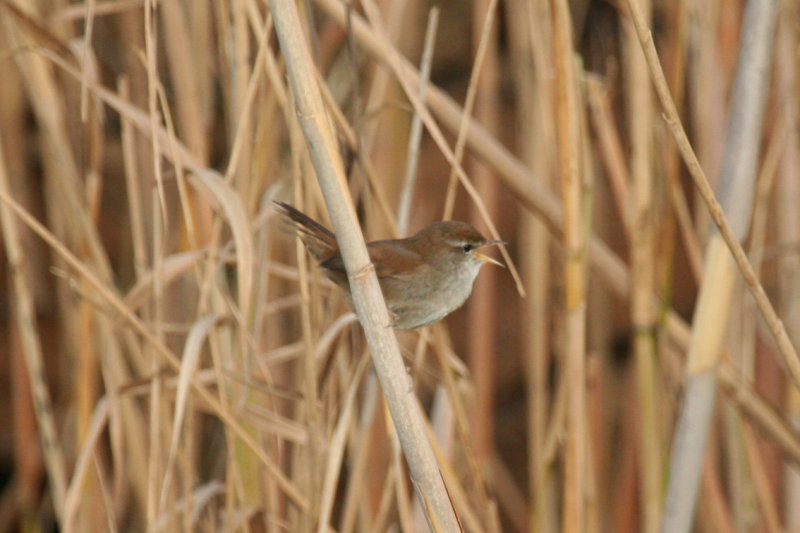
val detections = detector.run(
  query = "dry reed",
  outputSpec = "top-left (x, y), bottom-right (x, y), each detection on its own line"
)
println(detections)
top-left (1, 1), bottom-right (800, 532)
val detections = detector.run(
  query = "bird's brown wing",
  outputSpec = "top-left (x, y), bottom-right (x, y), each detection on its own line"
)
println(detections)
top-left (321, 239), bottom-right (424, 280)
top-left (367, 240), bottom-right (426, 279)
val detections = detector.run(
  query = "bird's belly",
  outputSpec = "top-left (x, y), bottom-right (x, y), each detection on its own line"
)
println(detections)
top-left (383, 274), bottom-right (474, 329)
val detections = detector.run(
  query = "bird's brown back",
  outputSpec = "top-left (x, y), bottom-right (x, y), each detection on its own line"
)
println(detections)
top-left (276, 201), bottom-right (427, 286)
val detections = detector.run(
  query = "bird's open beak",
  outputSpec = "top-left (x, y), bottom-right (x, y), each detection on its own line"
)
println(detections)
top-left (475, 240), bottom-right (506, 267)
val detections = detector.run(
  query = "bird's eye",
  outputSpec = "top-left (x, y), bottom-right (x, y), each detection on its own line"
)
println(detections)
top-left (462, 243), bottom-right (474, 253)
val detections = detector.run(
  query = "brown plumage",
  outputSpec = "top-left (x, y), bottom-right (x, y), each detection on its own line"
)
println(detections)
top-left (275, 201), bottom-right (504, 329)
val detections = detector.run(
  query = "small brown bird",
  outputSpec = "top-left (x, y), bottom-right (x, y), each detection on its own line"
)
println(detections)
top-left (275, 202), bottom-right (505, 329)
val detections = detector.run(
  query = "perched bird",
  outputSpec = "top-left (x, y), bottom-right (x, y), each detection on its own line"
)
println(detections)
top-left (275, 201), bottom-right (504, 329)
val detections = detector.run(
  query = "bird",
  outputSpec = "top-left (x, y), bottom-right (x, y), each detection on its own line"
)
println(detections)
top-left (275, 201), bottom-right (504, 329)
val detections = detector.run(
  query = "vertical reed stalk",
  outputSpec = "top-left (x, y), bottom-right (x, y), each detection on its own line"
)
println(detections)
top-left (467, 0), bottom-right (502, 511)
top-left (624, 1), bottom-right (661, 530)
top-left (551, 1), bottom-right (587, 531)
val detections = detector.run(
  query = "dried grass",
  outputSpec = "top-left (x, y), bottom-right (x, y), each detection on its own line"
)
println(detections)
top-left (1, 0), bottom-right (800, 531)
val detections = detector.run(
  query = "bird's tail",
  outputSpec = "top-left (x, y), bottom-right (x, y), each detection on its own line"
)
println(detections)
top-left (273, 201), bottom-right (338, 262)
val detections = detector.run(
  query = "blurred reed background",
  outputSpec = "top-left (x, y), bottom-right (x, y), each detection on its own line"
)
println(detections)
top-left (0, 0), bottom-right (799, 531)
